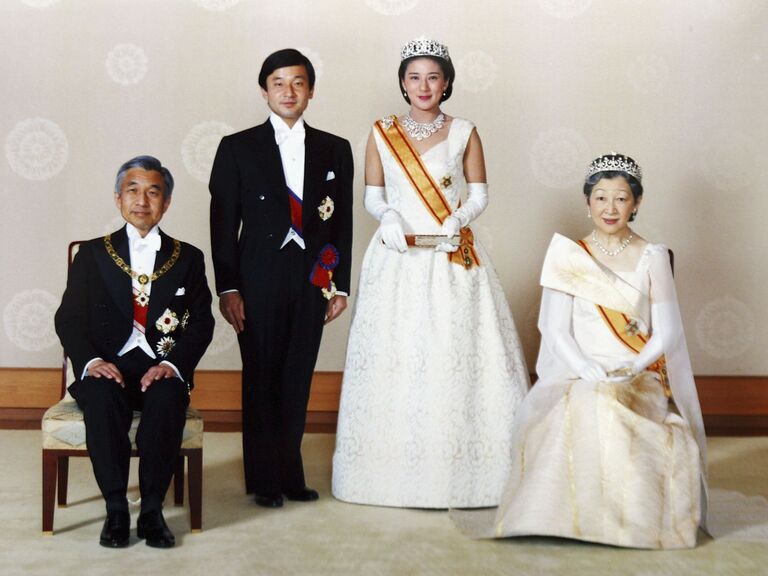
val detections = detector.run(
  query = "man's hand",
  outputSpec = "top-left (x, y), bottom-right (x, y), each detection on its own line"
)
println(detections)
top-left (325, 295), bottom-right (347, 325)
top-left (87, 360), bottom-right (124, 387)
top-left (140, 364), bottom-right (177, 392)
top-left (219, 291), bottom-right (245, 333)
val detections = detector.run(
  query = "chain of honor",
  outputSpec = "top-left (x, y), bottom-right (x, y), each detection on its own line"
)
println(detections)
top-left (103, 234), bottom-right (181, 307)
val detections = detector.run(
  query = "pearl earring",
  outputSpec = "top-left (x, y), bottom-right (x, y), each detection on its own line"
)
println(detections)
top-left (586, 209), bottom-right (591, 219)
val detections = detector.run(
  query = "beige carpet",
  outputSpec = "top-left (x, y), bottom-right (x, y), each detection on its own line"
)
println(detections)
top-left (2, 431), bottom-right (768, 576)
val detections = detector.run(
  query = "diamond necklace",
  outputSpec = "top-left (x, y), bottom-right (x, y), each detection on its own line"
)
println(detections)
top-left (402, 113), bottom-right (445, 141)
top-left (591, 230), bottom-right (633, 257)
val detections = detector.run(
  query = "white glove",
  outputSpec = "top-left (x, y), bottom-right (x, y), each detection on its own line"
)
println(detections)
top-left (363, 185), bottom-right (391, 221)
top-left (629, 302), bottom-right (674, 373)
top-left (539, 288), bottom-right (607, 382)
top-left (576, 360), bottom-right (609, 382)
top-left (452, 182), bottom-right (488, 227)
top-left (379, 210), bottom-right (407, 252)
top-left (435, 216), bottom-right (460, 253)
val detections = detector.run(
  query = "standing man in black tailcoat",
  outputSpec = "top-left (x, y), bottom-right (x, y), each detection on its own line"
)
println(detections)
top-left (209, 49), bottom-right (353, 508)
top-left (55, 156), bottom-right (214, 548)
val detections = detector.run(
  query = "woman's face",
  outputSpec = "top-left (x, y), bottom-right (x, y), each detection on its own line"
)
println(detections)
top-left (401, 58), bottom-right (448, 114)
top-left (587, 176), bottom-right (639, 236)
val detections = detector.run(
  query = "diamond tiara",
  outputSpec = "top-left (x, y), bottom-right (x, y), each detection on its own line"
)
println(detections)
top-left (586, 154), bottom-right (642, 182)
top-left (401, 37), bottom-right (450, 62)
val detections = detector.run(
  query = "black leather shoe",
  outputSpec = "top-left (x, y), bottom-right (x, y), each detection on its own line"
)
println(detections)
top-left (284, 487), bottom-right (319, 502)
top-left (99, 511), bottom-right (130, 548)
top-left (255, 494), bottom-right (284, 508)
top-left (137, 511), bottom-right (175, 548)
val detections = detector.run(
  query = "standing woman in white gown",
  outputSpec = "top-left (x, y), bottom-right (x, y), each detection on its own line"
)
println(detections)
top-left (483, 154), bottom-right (708, 548)
top-left (332, 38), bottom-right (530, 508)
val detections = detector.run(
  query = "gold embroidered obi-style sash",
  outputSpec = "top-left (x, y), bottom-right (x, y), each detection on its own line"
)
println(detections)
top-left (577, 239), bottom-right (670, 396)
top-left (374, 116), bottom-right (480, 269)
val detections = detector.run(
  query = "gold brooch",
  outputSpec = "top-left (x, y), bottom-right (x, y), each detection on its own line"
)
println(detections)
top-left (624, 319), bottom-right (639, 337)
top-left (440, 175), bottom-right (452, 188)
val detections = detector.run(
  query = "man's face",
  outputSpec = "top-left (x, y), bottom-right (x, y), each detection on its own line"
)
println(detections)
top-left (114, 168), bottom-right (170, 236)
top-left (260, 65), bottom-right (314, 127)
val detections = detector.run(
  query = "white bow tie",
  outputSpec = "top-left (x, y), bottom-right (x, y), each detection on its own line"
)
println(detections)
top-left (275, 125), bottom-right (305, 146)
top-left (133, 234), bottom-right (161, 252)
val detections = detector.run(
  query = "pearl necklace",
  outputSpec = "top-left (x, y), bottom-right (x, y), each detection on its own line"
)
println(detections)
top-left (591, 230), bottom-right (633, 257)
top-left (402, 113), bottom-right (445, 141)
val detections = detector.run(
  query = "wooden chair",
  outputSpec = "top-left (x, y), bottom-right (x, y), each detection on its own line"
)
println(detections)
top-left (41, 241), bottom-right (204, 534)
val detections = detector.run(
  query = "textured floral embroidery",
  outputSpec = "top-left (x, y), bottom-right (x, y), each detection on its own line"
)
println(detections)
top-left (180, 309), bottom-right (190, 330)
top-left (155, 309), bottom-right (179, 334)
top-left (318, 196), bottom-right (334, 221)
top-left (156, 336), bottom-right (175, 357)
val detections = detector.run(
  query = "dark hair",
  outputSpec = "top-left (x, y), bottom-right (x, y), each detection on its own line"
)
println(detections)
top-left (398, 56), bottom-right (455, 104)
top-left (115, 155), bottom-right (174, 199)
top-left (258, 48), bottom-right (316, 90)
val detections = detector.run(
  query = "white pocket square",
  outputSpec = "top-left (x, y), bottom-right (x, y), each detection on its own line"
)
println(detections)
top-left (175, 287), bottom-right (185, 296)
top-left (326, 170), bottom-right (335, 181)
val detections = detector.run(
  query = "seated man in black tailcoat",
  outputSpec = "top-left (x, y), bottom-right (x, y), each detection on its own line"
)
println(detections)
top-left (55, 155), bottom-right (214, 548)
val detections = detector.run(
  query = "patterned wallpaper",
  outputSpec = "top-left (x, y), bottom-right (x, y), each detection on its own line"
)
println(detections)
top-left (1, 0), bottom-right (766, 374)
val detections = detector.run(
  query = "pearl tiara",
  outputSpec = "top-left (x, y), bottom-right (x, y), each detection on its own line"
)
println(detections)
top-left (401, 37), bottom-right (451, 62)
top-left (586, 154), bottom-right (643, 182)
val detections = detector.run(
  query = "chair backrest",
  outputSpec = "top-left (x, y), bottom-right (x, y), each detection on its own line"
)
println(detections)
top-left (60, 241), bottom-right (83, 399)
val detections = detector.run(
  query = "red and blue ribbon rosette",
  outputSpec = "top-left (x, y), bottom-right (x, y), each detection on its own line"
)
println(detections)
top-left (309, 244), bottom-right (339, 299)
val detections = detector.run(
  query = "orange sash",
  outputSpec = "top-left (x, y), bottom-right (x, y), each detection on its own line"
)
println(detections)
top-left (577, 240), bottom-right (671, 396)
top-left (375, 116), bottom-right (480, 269)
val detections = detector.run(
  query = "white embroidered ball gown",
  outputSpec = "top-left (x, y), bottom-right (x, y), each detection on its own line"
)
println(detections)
top-left (332, 117), bottom-right (530, 508)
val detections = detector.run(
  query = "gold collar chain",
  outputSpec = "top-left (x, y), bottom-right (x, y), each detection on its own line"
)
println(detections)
top-left (103, 234), bottom-right (181, 306)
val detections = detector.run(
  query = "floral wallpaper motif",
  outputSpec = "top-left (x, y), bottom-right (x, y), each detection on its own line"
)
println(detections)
top-left (0, 0), bottom-right (765, 374)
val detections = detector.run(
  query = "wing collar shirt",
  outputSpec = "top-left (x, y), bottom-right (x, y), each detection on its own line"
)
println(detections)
top-left (79, 223), bottom-right (181, 382)
top-left (271, 112), bottom-right (307, 250)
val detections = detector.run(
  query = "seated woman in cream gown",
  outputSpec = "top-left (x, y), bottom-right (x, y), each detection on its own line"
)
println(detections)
top-left (489, 154), bottom-right (708, 549)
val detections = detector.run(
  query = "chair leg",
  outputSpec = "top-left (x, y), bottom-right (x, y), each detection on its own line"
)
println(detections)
top-left (57, 457), bottom-right (69, 507)
top-left (188, 449), bottom-right (202, 532)
top-left (173, 455), bottom-right (185, 506)
top-left (42, 451), bottom-right (58, 534)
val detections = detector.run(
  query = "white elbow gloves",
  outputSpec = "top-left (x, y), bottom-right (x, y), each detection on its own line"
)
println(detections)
top-left (379, 210), bottom-right (407, 252)
top-left (368, 182), bottom-right (489, 255)
top-left (435, 216), bottom-right (461, 253)
top-left (365, 186), bottom-right (407, 253)
top-left (435, 182), bottom-right (488, 253)
top-left (628, 302), bottom-right (677, 374)
top-left (363, 185), bottom-right (391, 221)
top-left (452, 182), bottom-right (488, 228)
top-left (540, 288), bottom-right (608, 382)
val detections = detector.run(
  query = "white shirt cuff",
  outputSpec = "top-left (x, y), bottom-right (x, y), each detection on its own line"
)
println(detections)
top-left (160, 360), bottom-right (183, 381)
top-left (80, 357), bottom-right (103, 382)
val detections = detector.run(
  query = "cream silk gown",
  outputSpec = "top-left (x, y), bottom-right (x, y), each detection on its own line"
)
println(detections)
top-left (486, 234), bottom-right (707, 549)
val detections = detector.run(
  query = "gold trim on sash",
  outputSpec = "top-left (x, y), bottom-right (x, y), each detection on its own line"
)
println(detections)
top-left (577, 240), bottom-right (671, 397)
top-left (375, 116), bottom-right (480, 269)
